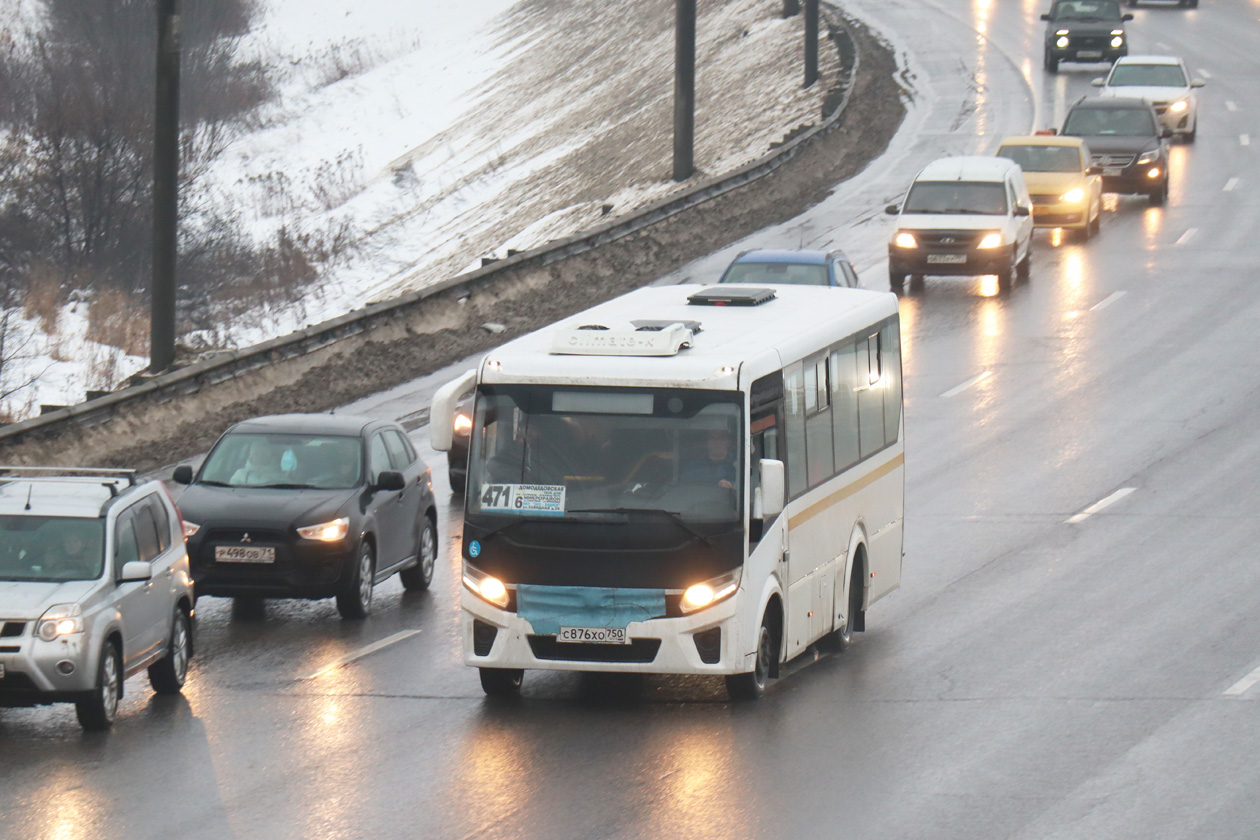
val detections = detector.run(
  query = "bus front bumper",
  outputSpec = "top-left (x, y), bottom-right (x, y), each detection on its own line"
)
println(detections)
top-left (461, 588), bottom-right (750, 676)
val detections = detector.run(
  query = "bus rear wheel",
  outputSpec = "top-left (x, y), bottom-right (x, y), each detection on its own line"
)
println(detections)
top-left (479, 667), bottom-right (523, 696)
top-left (726, 621), bottom-right (774, 701)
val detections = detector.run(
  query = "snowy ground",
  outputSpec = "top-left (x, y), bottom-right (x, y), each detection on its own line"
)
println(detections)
top-left (4, 0), bottom-right (840, 418)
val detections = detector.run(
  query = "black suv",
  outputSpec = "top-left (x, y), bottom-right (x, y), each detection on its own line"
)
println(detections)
top-left (1041, 0), bottom-right (1133, 73)
top-left (1059, 96), bottom-right (1171, 205)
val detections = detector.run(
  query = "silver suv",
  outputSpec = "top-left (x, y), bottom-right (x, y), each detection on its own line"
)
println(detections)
top-left (0, 468), bottom-right (194, 730)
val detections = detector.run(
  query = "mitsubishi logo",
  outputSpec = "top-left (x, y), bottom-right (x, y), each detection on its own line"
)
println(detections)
top-left (241, 533), bottom-right (252, 544)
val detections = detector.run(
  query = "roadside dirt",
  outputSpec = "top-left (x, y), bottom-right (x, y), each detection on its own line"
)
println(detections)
top-left (14, 7), bottom-right (907, 471)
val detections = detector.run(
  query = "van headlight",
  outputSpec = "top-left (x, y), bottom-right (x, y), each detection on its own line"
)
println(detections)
top-left (680, 569), bottom-right (741, 614)
top-left (893, 232), bottom-right (917, 249)
top-left (463, 565), bottom-right (510, 609)
top-left (977, 233), bottom-right (1004, 249)
top-left (1169, 99), bottom-right (1188, 113)
top-left (37, 604), bottom-right (84, 641)
top-left (1056, 34), bottom-right (1070, 48)
top-left (1060, 188), bottom-right (1085, 204)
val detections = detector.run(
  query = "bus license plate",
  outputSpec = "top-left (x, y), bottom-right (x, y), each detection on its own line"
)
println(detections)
top-left (215, 545), bottom-right (276, 564)
top-left (558, 626), bottom-right (629, 645)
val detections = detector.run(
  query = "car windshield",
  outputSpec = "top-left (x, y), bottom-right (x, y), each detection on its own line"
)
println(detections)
top-left (0, 516), bottom-right (105, 582)
top-left (997, 144), bottom-right (1082, 173)
top-left (721, 261), bottom-right (830, 286)
top-left (1063, 107), bottom-right (1156, 136)
top-left (903, 181), bottom-right (1008, 215)
top-left (1051, 0), bottom-right (1122, 20)
top-left (1107, 64), bottom-right (1187, 87)
top-left (199, 432), bottom-right (363, 489)
top-left (468, 386), bottom-right (743, 523)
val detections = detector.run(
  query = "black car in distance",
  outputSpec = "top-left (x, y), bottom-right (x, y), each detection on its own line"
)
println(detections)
top-left (173, 414), bottom-right (438, 619)
top-left (1058, 96), bottom-right (1171, 205)
top-left (1041, 0), bottom-right (1133, 73)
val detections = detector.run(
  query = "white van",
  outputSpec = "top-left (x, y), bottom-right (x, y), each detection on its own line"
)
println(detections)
top-left (885, 156), bottom-right (1034, 292)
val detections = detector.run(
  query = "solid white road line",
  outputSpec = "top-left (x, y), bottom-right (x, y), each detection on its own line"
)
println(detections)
top-left (940, 371), bottom-right (992, 398)
top-left (1090, 291), bottom-right (1126, 312)
top-left (296, 629), bottom-right (422, 681)
top-left (1224, 664), bottom-right (1260, 697)
top-left (1065, 487), bottom-right (1135, 524)
top-left (1224, 177), bottom-right (1240, 192)
top-left (1175, 228), bottom-right (1198, 246)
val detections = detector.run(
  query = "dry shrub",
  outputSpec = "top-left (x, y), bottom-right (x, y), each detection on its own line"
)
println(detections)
top-left (21, 267), bottom-right (65, 334)
top-left (86, 287), bottom-right (149, 357)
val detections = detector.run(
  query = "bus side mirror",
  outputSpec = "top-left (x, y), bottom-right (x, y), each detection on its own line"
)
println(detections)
top-left (759, 459), bottom-right (785, 519)
top-left (430, 369), bottom-right (477, 452)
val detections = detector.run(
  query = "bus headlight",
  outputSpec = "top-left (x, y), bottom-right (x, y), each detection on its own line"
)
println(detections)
top-left (977, 233), bottom-right (1004, 249)
top-left (680, 569), bottom-right (741, 614)
top-left (464, 566), bottom-right (510, 609)
top-left (37, 604), bottom-right (84, 641)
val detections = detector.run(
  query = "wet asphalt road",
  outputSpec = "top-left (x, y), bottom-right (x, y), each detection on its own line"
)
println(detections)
top-left (5, 1), bottom-right (1260, 838)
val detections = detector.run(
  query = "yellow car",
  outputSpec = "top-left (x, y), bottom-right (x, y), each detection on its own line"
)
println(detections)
top-left (995, 136), bottom-right (1102, 241)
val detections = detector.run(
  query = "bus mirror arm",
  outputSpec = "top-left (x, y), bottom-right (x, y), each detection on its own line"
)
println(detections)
top-left (430, 369), bottom-right (477, 452)
top-left (759, 459), bottom-right (785, 519)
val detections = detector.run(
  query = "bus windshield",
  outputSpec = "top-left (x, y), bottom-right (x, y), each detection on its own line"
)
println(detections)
top-left (468, 386), bottom-right (743, 524)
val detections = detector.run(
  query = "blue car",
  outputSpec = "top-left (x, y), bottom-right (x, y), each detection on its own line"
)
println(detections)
top-left (717, 249), bottom-right (861, 288)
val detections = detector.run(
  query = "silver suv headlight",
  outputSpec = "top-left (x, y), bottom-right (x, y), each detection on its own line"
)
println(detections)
top-left (37, 604), bottom-right (84, 641)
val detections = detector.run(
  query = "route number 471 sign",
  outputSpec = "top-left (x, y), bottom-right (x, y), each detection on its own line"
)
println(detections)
top-left (479, 484), bottom-right (566, 516)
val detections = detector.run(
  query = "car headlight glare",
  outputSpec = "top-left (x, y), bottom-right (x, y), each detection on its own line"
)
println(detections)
top-left (1060, 188), bottom-right (1085, 204)
top-left (894, 232), bottom-right (917, 249)
top-left (977, 233), bottom-right (1004, 249)
top-left (463, 567), bottom-right (510, 609)
top-left (1169, 100), bottom-right (1188, 113)
top-left (37, 604), bottom-right (84, 641)
top-left (680, 569), bottom-right (741, 614)
top-left (297, 516), bottom-right (349, 542)
top-left (182, 520), bottom-right (201, 538)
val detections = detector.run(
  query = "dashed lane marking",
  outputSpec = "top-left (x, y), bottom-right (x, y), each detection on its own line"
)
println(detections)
top-left (940, 371), bottom-right (992, 398)
top-left (296, 629), bottom-right (423, 681)
top-left (1065, 487), bottom-right (1135, 524)
top-left (1090, 291), bottom-right (1126, 311)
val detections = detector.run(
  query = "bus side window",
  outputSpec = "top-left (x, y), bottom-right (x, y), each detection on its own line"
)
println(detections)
top-left (783, 363), bottom-right (807, 498)
top-left (882, 319), bottom-right (903, 444)
top-left (831, 342), bottom-right (861, 471)
top-left (857, 333), bottom-right (886, 458)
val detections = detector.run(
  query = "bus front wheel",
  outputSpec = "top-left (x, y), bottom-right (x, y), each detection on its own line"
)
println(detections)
top-left (726, 621), bottom-right (774, 701)
top-left (479, 667), bottom-right (523, 696)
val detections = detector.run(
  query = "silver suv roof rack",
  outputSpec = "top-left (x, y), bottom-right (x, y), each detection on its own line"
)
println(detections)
top-left (0, 466), bottom-right (138, 486)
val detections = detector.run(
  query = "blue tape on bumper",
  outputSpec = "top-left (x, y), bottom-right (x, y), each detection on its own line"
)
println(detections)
top-left (516, 586), bottom-right (667, 634)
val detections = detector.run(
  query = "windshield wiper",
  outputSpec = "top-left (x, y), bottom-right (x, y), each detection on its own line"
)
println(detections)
top-left (254, 482), bottom-right (321, 490)
top-left (568, 508), bottom-right (716, 546)
top-left (197, 480), bottom-right (232, 487)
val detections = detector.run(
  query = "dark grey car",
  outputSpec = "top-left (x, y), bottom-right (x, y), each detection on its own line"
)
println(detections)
top-left (174, 414), bottom-right (438, 619)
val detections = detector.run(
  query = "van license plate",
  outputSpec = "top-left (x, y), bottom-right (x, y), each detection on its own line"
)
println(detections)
top-left (927, 254), bottom-right (967, 264)
top-left (558, 626), bottom-right (629, 644)
top-left (215, 545), bottom-right (276, 564)
top-left (1078, 50), bottom-right (1102, 59)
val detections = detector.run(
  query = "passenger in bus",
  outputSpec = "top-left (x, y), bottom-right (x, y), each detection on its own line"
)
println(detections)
top-left (681, 427), bottom-right (738, 490)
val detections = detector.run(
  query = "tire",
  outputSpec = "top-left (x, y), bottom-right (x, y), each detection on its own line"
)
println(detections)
top-left (479, 667), bottom-right (523, 696)
top-left (1044, 53), bottom-right (1058, 74)
top-left (996, 253), bottom-right (1015, 292)
top-left (1185, 124), bottom-right (1196, 143)
top-left (1149, 181), bottom-right (1167, 207)
top-left (909, 274), bottom-right (926, 291)
top-left (399, 518), bottom-right (437, 591)
top-left (1089, 209), bottom-right (1101, 238)
top-left (76, 642), bottom-right (121, 731)
top-left (148, 607), bottom-right (191, 695)
top-left (725, 619), bottom-right (775, 701)
top-left (1016, 247), bottom-right (1031, 281)
top-left (889, 270), bottom-right (904, 292)
top-left (448, 468), bottom-right (465, 495)
top-left (336, 542), bottom-right (375, 620)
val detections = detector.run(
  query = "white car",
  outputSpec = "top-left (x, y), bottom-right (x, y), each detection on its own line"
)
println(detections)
top-left (1093, 55), bottom-right (1204, 142)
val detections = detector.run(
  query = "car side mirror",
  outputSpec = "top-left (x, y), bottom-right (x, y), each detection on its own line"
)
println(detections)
top-left (1122, 13), bottom-right (1133, 20)
top-left (1040, 13), bottom-right (1050, 20)
top-left (1091, 78), bottom-right (1105, 87)
top-left (884, 204), bottom-right (901, 216)
top-left (118, 560), bottom-right (152, 583)
top-left (1014, 205), bottom-right (1030, 217)
top-left (759, 459), bottom-right (785, 520)
top-left (172, 464), bottom-right (193, 485)
top-left (1160, 126), bottom-right (1173, 139)
top-left (375, 470), bottom-right (406, 491)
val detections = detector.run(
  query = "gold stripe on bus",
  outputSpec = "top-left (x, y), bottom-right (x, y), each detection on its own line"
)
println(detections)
top-left (787, 452), bottom-right (905, 531)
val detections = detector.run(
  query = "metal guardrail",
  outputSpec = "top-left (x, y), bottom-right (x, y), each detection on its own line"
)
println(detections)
top-left (0, 7), bottom-right (860, 448)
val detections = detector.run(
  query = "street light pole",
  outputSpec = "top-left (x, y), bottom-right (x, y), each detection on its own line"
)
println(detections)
top-left (151, 0), bottom-right (180, 373)
top-left (673, 0), bottom-right (696, 182)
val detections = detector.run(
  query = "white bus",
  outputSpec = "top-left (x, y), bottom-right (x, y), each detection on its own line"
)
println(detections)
top-left (431, 284), bottom-right (904, 699)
